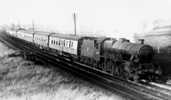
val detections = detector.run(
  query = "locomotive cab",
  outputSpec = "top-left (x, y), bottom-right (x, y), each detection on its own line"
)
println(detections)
top-left (79, 37), bottom-right (101, 65)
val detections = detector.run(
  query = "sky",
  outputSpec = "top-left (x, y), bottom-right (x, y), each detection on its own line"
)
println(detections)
top-left (0, 0), bottom-right (171, 40)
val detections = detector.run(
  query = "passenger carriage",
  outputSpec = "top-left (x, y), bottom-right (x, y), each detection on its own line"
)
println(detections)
top-left (17, 30), bottom-right (34, 43)
top-left (49, 33), bottom-right (81, 59)
top-left (33, 31), bottom-right (52, 49)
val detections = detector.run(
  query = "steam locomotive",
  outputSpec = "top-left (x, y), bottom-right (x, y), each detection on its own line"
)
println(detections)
top-left (6, 29), bottom-right (162, 82)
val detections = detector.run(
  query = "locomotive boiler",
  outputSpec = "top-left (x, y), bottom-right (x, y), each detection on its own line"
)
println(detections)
top-left (111, 38), bottom-right (154, 63)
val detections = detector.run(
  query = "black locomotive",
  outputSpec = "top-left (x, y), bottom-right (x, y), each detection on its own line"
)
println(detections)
top-left (79, 37), bottom-right (161, 81)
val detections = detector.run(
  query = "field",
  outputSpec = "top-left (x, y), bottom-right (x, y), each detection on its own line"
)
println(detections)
top-left (0, 42), bottom-right (126, 100)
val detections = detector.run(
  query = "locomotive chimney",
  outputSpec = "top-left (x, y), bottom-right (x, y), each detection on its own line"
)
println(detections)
top-left (138, 39), bottom-right (144, 44)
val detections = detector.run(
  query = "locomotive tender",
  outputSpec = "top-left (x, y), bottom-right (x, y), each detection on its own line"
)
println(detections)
top-left (6, 29), bottom-right (162, 81)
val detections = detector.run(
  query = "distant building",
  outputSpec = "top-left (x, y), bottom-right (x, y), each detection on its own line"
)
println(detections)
top-left (135, 25), bottom-right (171, 54)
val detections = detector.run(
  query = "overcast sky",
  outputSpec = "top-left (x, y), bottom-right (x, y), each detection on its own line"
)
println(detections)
top-left (1, 0), bottom-right (171, 40)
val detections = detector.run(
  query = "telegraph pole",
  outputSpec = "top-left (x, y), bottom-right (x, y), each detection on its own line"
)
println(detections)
top-left (73, 12), bottom-right (77, 35)
top-left (32, 20), bottom-right (35, 32)
top-left (17, 20), bottom-right (21, 29)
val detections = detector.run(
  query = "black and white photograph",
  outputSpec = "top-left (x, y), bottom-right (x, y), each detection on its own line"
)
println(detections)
top-left (0, 0), bottom-right (171, 100)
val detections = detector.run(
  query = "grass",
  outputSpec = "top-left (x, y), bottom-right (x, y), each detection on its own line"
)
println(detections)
top-left (0, 49), bottom-right (126, 100)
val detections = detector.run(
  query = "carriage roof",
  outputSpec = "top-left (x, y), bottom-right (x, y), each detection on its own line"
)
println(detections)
top-left (34, 31), bottom-right (51, 36)
top-left (50, 33), bottom-right (82, 40)
top-left (17, 29), bottom-right (34, 34)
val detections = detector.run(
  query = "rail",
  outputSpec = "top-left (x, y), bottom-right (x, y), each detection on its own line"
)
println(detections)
top-left (0, 32), bottom-right (171, 100)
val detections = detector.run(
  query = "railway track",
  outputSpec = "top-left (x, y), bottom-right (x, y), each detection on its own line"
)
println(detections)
top-left (0, 32), bottom-right (171, 100)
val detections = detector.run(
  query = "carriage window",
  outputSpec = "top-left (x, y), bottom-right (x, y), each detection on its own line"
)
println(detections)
top-left (59, 40), bottom-right (63, 46)
top-left (66, 40), bottom-right (69, 47)
top-left (69, 41), bottom-right (73, 48)
top-left (63, 40), bottom-right (65, 47)
top-left (59, 40), bottom-right (61, 46)
top-left (57, 41), bottom-right (59, 45)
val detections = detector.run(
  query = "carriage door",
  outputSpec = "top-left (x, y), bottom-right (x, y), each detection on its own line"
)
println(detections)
top-left (94, 40), bottom-right (100, 61)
